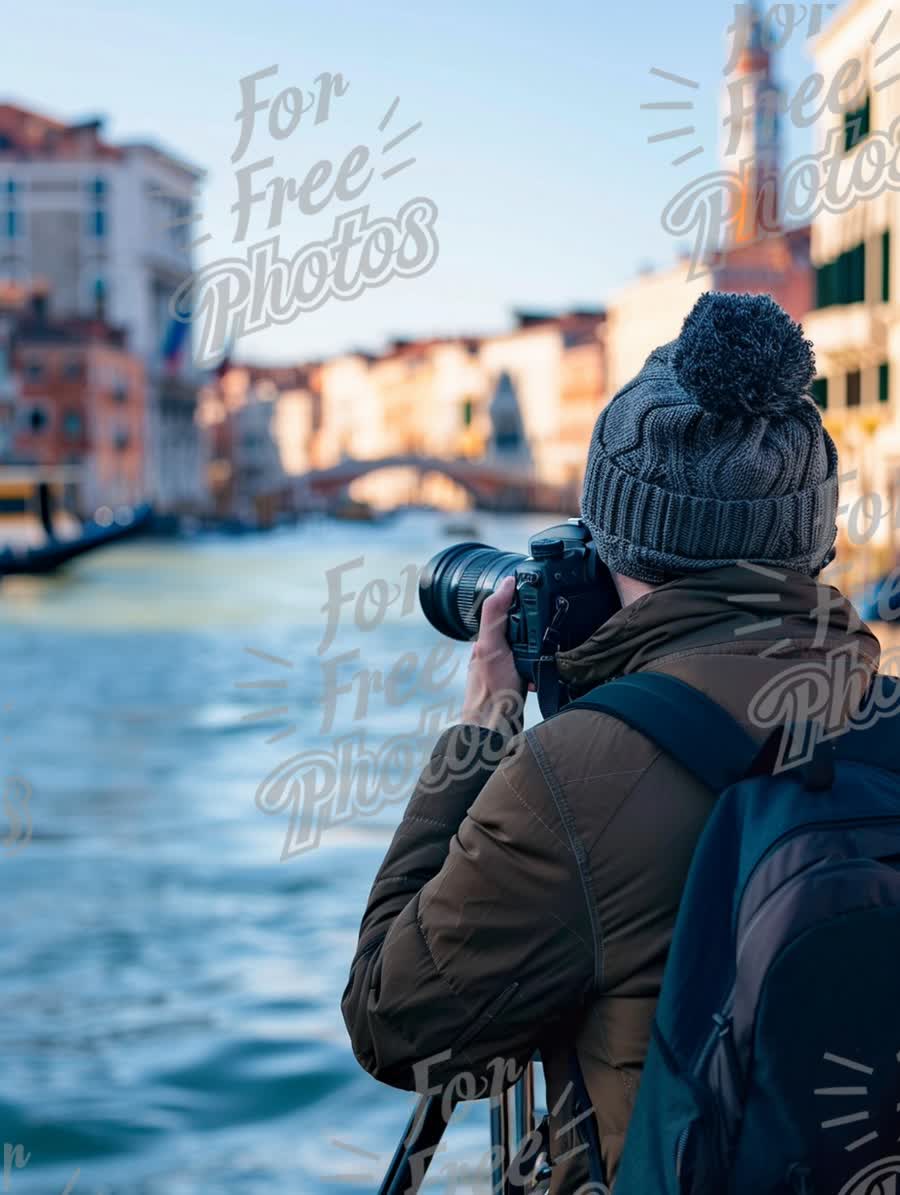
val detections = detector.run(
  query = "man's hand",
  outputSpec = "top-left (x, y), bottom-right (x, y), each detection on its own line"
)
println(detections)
top-left (460, 576), bottom-right (527, 734)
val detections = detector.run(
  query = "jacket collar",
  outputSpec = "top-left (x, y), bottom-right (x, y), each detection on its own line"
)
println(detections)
top-left (556, 565), bottom-right (880, 694)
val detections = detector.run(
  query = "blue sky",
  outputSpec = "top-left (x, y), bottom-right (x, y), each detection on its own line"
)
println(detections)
top-left (7, 0), bottom-right (822, 362)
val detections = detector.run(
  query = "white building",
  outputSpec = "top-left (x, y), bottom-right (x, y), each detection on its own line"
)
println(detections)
top-left (477, 314), bottom-right (602, 488)
top-left (229, 385), bottom-right (285, 522)
top-left (0, 104), bottom-right (206, 511)
top-left (803, 0), bottom-right (900, 586)
top-left (317, 353), bottom-right (384, 465)
top-left (606, 263), bottom-right (706, 395)
top-left (271, 388), bottom-right (315, 478)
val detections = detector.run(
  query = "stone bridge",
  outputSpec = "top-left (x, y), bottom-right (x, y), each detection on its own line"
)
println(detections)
top-left (296, 455), bottom-right (577, 513)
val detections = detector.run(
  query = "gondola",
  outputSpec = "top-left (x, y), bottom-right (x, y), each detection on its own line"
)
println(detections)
top-left (0, 501), bottom-right (153, 578)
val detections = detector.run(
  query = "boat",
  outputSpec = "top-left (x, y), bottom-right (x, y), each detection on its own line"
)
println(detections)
top-left (0, 503), bottom-right (153, 577)
top-left (0, 467), bottom-right (153, 578)
top-left (331, 497), bottom-right (380, 522)
top-left (442, 519), bottom-right (482, 538)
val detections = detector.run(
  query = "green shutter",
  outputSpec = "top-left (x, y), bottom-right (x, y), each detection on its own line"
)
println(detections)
top-left (816, 260), bottom-right (837, 309)
top-left (812, 377), bottom-right (828, 410)
top-left (835, 250), bottom-right (849, 303)
top-left (844, 93), bottom-right (872, 153)
top-left (815, 263), bottom-right (829, 309)
top-left (883, 230), bottom-right (891, 302)
top-left (880, 362), bottom-right (890, 404)
top-left (850, 243), bottom-right (866, 303)
top-left (815, 240), bottom-right (866, 307)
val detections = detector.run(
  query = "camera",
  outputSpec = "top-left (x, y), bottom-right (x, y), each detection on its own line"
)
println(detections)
top-left (418, 518), bottom-right (621, 713)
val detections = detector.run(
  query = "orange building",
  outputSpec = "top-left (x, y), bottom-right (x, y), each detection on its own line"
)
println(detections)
top-left (715, 226), bottom-right (813, 324)
top-left (12, 303), bottom-right (145, 512)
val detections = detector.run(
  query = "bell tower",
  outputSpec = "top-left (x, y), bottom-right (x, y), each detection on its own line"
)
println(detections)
top-left (722, 0), bottom-right (783, 244)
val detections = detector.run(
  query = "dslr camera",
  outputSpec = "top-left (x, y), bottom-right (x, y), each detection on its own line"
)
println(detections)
top-left (418, 518), bottom-right (621, 714)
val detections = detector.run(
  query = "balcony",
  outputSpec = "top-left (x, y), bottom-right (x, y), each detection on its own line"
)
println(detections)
top-left (803, 303), bottom-right (889, 370)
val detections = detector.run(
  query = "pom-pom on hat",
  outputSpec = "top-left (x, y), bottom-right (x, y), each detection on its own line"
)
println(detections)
top-left (580, 291), bottom-right (838, 583)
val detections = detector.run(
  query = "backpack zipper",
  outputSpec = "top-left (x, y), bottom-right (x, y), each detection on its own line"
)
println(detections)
top-left (693, 987), bottom-right (735, 1077)
top-left (674, 1123), bottom-right (691, 1182)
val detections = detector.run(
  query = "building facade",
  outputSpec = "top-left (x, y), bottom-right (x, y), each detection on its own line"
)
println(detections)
top-left (11, 304), bottom-right (145, 512)
top-left (803, 0), bottom-right (900, 590)
top-left (197, 364), bottom-right (325, 521)
top-left (0, 103), bottom-right (205, 512)
top-left (479, 311), bottom-right (606, 490)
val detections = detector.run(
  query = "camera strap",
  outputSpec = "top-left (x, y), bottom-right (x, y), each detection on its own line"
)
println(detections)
top-left (534, 597), bottom-right (571, 717)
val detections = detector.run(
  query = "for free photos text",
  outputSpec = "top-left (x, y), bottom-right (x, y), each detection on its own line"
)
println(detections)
top-left (172, 65), bottom-right (439, 365)
top-left (253, 555), bottom-right (521, 860)
top-left (651, 4), bottom-right (900, 275)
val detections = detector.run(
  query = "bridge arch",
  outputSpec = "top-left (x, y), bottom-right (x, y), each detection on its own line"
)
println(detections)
top-left (297, 455), bottom-right (577, 514)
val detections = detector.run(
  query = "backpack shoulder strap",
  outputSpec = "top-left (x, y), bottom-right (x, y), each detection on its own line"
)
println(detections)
top-left (564, 671), bottom-right (760, 793)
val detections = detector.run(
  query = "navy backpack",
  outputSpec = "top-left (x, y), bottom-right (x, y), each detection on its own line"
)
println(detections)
top-left (564, 670), bottom-right (900, 1195)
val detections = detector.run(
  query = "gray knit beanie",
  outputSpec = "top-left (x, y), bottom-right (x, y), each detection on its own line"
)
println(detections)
top-left (580, 291), bottom-right (839, 583)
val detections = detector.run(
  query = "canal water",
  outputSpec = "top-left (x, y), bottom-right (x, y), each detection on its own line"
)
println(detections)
top-left (0, 511), bottom-right (554, 1195)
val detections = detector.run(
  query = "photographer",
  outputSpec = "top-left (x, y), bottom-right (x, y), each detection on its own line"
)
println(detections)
top-left (341, 292), bottom-right (880, 1191)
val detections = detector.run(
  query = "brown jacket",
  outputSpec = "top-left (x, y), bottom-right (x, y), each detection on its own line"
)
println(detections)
top-left (342, 566), bottom-right (880, 1190)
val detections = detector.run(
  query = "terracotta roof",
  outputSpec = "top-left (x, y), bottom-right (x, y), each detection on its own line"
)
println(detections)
top-left (0, 103), bottom-right (121, 160)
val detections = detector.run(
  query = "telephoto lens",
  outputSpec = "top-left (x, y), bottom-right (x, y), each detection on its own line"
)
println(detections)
top-left (418, 542), bottom-right (525, 642)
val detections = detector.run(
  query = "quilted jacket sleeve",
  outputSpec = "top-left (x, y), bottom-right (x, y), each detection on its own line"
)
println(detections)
top-left (341, 723), bottom-right (596, 1095)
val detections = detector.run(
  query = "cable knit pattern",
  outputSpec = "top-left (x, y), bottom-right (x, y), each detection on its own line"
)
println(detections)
top-left (580, 295), bottom-right (839, 583)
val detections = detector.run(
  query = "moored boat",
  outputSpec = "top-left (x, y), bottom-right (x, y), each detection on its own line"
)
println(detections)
top-left (0, 466), bottom-right (153, 578)
top-left (0, 502), bottom-right (153, 577)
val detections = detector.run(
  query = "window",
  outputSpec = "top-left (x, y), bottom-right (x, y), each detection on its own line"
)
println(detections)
top-left (2, 178), bottom-right (20, 240)
top-left (63, 410), bottom-right (83, 439)
top-left (93, 277), bottom-right (106, 318)
top-left (843, 242), bottom-right (865, 303)
top-left (27, 407), bottom-right (47, 433)
top-left (63, 358), bottom-right (84, 382)
top-left (89, 177), bottom-right (106, 198)
top-left (30, 179), bottom-right (79, 195)
top-left (170, 199), bottom-right (191, 246)
top-left (24, 360), bottom-right (44, 382)
top-left (812, 377), bottom-right (828, 410)
top-left (114, 429), bottom-right (130, 452)
top-left (883, 230), bottom-right (891, 302)
top-left (462, 398), bottom-right (473, 427)
top-left (844, 93), bottom-right (871, 153)
top-left (815, 259), bottom-right (833, 307)
top-left (113, 382), bottom-right (128, 404)
top-left (815, 241), bottom-right (866, 308)
top-left (88, 209), bottom-right (106, 237)
top-left (880, 362), bottom-right (890, 404)
top-left (847, 369), bottom-right (862, 407)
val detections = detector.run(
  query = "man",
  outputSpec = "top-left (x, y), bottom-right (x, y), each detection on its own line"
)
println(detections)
top-left (341, 292), bottom-right (880, 1190)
